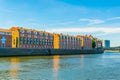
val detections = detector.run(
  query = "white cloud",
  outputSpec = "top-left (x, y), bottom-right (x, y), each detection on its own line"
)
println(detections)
top-left (107, 17), bottom-right (120, 20)
top-left (79, 16), bottom-right (120, 25)
top-left (47, 27), bottom-right (120, 34)
top-left (79, 18), bottom-right (105, 25)
top-left (48, 21), bottom-right (75, 26)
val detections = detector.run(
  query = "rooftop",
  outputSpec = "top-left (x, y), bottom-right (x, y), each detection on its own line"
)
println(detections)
top-left (0, 28), bottom-right (11, 32)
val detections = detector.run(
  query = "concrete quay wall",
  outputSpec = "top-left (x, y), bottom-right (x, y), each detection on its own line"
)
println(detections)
top-left (0, 48), bottom-right (104, 57)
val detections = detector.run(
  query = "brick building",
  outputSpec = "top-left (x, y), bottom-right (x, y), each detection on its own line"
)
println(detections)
top-left (0, 29), bottom-right (12, 48)
top-left (77, 35), bottom-right (92, 49)
top-left (10, 27), bottom-right (54, 49)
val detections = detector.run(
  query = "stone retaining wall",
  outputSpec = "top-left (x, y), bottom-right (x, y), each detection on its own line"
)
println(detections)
top-left (0, 48), bottom-right (104, 57)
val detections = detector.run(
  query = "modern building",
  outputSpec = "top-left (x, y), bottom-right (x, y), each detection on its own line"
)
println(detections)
top-left (0, 28), bottom-right (12, 48)
top-left (104, 40), bottom-right (110, 48)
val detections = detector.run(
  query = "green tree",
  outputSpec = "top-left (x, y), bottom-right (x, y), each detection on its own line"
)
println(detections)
top-left (92, 40), bottom-right (96, 48)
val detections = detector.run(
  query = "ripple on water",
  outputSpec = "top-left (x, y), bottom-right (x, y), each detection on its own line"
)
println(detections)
top-left (0, 52), bottom-right (120, 80)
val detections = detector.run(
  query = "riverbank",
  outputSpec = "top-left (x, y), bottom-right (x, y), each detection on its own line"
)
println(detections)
top-left (105, 50), bottom-right (120, 52)
top-left (0, 48), bottom-right (104, 57)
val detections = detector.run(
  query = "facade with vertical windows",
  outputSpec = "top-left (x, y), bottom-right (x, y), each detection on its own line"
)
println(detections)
top-left (0, 29), bottom-right (12, 48)
top-left (10, 27), bottom-right (54, 49)
top-left (53, 33), bottom-right (81, 49)
top-left (96, 40), bottom-right (103, 48)
top-left (104, 40), bottom-right (110, 48)
top-left (0, 27), bottom-right (102, 49)
top-left (59, 34), bottom-right (81, 49)
top-left (77, 35), bottom-right (92, 49)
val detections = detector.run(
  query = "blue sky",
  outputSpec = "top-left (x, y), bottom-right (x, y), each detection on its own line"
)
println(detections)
top-left (0, 0), bottom-right (120, 47)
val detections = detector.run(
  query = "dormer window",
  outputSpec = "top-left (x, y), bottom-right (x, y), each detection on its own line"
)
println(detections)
top-left (20, 30), bottom-right (24, 34)
top-left (34, 32), bottom-right (37, 35)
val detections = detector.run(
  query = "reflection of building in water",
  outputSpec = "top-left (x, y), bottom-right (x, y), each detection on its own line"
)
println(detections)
top-left (80, 55), bottom-right (85, 68)
top-left (10, 58), bottom-right (20, 79)
top-left (53, 55), bottom-right (60, 80)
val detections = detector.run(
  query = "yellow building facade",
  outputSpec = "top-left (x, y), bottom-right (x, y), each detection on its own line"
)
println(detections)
top-left (9, 27), bottom-right (20, 48)
top-left (53, 33), bottom-right (60, 49)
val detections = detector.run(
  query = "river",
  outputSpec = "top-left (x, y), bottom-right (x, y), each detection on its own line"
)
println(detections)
top-left (0, 52), bottom-right (120, 80)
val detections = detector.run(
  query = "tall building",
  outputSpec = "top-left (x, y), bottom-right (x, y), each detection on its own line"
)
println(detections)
top-left (104, 40), bottom-right (110, 48)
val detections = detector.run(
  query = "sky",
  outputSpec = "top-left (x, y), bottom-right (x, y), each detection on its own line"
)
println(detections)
top-left (0, 0), bottom-right (120, 47)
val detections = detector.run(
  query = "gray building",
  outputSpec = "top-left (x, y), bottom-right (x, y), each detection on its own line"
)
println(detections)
top-left (104, 40), bottom-right (110, 48)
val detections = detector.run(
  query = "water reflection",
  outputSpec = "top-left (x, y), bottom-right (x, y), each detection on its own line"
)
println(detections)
top-left (80, 55), bottom-right (84, 68)
top-left (53, 55), bottom-right (60, 80)
top-left (1, 52), bottom-right (120, 80)
top-left (10, 58), bottom-right (20, 79)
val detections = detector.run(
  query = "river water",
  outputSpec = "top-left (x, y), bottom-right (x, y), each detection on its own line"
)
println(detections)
top-left (0, 52), bottom-right (120, 80)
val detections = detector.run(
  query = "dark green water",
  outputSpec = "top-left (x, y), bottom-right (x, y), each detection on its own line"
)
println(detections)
top-left (0, 52), bottom-right (120, 80)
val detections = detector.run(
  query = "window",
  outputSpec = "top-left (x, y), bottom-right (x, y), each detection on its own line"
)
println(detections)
top-left (39, 39), bottom-right (42, 45)
top-left (28, 38), bottom-right (30, 44)
top-left (52, 40), bottom-right (54, 46)
top-left (45, 34), bottom-right (48, 37)
top-left (42, 40), bottom-right (45, 45)
top-left (34, 38), bottom-right (36, 45)
top-left (45, 33), bottom-right (48, 39)
top-left (45, 40), bottom-right (47, 45)
top-left (20, 37), bottom-right (23, 44)
top-left (50, 34), bottom-right (53, 39)
top-left (64, 36), bottom-right (66, 39)
top-left (27, 31), bottom-right (31, 35)
top-left (8, 32), bottom-right (12, 35)
top-left (36, 39), bottom-right (39, 45)
top-left (40, 32), bottom-right (43, 36)
top-left (34, 32), bottom-right (37, 35)
top-left (19, 30), bottom-right (24, 34)
top-left (1, 36), bottom-right (6, 44)
top-left (13, 39), bottom-right (15, 45)
top-left (30, 38), bottom-right (32, 44)
top-left (23, 37), bottom-right (27, 44)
